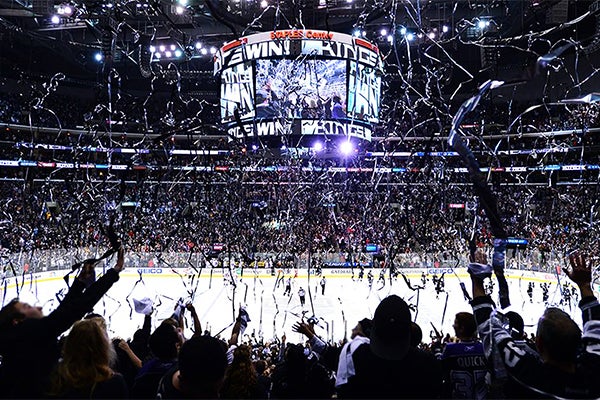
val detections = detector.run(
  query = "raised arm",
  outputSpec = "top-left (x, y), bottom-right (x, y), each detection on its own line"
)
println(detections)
top-left (186, 303), bottom-right (202, 338)
top-left (45, 247), bottom-right (124, 336)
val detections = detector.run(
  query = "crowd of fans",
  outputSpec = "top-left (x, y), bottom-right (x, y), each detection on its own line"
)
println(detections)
top-left (0, 244), bottom-right (598, 399)
top-left (0, 178), bottom-right (597, 273)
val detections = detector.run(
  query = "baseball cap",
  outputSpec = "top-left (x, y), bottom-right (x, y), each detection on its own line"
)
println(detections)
top-left (370, 295), bottom-right (411, 360)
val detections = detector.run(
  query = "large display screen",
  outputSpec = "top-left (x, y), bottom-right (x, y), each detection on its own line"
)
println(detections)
top-left (215, 31), bottom-right (383, 141)
top-left (254, 59), bottom-right (347, 120)
top-left (347, 61), bottom-right (381, 123)
top-left (220, 62), bottom-right (255, 123)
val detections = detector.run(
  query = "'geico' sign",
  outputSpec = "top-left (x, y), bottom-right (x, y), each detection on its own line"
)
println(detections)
top-left (137, 268), bottom-right (163, 274)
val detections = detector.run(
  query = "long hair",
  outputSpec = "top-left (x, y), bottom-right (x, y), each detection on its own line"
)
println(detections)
top-left (221, 344), bottom-right (258, 399)
top-left (50, 319), bottom-right (116, 394)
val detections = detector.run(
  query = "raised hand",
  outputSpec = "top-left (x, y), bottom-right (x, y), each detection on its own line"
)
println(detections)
top-left (567, 251), bottom-right (594, 298)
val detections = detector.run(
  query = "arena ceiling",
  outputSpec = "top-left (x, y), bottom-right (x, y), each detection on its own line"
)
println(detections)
top-left (0, 0), bottom-right (599, 94)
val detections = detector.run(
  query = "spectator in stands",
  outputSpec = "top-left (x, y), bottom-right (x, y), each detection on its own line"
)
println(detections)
top-left (131, 323), bottom-right (181, 398)
top-left (441, 312), bottom-right (488, 399)
top-left (335, 318), bottom-right (371, 388)
top-left (469, 248), bottom-right (600, 398)
top-left (157, 335), bottom-right (228, 398)
top-left (221, 344), bottom-right (268, 398)
top-left (337, 295), bottom-right (443, 398)
top-left (409, 321), bottom-right (423, 348)
top-left (48, 318), bottom-right (128, 398)
top-left (270, 340), bottom-right (335, 399)
top-left (0, 247), bottom-right (124, 398)
top-left (253, 359), bottom-right (272, 397)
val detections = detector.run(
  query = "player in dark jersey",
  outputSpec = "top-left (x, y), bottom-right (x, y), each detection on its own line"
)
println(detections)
top-left (441, 312), bottom-right (488, 399)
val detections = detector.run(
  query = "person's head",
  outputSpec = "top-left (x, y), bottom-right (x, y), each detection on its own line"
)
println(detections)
top-left (177, 336), bottom-right (228, 396)
top-left (161, 317), bottom-right (185, 343)
top-left (150, 323), bottom-right (181, 360)
top-left (254, 359), bottom-right (267, 375)
top-left (536, 308), bottom-right (581, 368)
top-left (284, 343), bottom-right (307, 371)
top-left (410, 321), bottom-right (423, 348)
top-left (370, 295), bottom-right (411, 360)
top-left (83, 312), bottom-right (107, 332)
top-left (453, 312), bottom-right (477, 341)
top-left (256, 90), bottom-right (270, 105)
top-left (53, 318), bottom-right (116, 392)
top-left (333, 95), bottom-right (341, 104)
top-left (0, 298), bottom-right (43, 330)
top-left (351, 318), bottom-right (372, 339)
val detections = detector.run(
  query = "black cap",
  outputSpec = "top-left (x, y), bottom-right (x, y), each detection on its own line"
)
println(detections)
top-left (370, 295), bottom-right (411, 360)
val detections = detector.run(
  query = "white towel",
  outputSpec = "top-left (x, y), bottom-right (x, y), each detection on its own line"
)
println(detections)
top-left (335, 336), bottom-right (370, 387)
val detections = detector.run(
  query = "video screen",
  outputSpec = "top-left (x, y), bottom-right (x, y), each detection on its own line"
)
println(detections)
top-left (254, 59), bottom-right (347, 120)
top-left (347, 61), bottom-right (381, 123)
top-left (220, 62), bottom-right (255, 123)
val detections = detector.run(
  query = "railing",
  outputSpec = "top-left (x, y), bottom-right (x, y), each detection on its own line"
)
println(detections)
top-left (0, 247), bottom-right (564, 277)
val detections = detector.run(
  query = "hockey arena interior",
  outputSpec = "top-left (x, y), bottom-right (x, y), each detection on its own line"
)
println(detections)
top-left (0, 0), bottom-right (600, 398)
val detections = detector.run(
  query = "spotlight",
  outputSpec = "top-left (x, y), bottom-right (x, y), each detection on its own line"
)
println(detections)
top-left (94, 53), bottom-right (103, 61)
top-left (194, 42), bottom-right (202, 49)
top-left (442, 25), bottom-right (449, 33)
top-left (174, 49), bottom-right (182, 57)
top-left (149, 45), bottom-right (156, 53)
top-left (380, 28), bottom-right (387, 36)
top-left (159, 45), bottom-right (166, 52)
top-left (51, 15), bottom-right (60, 24)
top-left (175, 5), bottom-right (184, 14)
top-left (312, 142), bottom-right (323, 152)
top-left (165, 51), bottom-right (172, 57)
top-left (406, 33), bottom-right (414, 41)
top-left (200, 48), bottom-right (208, 55)
top-left (353, 30), bottom-right (361, 37)
top-left (63, 5), bottom-right (72, 15)
top-left (339, 141), bottom-right (354, 156)
top-left (400, 27), bottom-right (407, 35)
top-left (478, 20), bottom-right (486, 29)
top-left (170, 44), bottom-right (176, 51)
top-left (252, 144), bottom-right (258, 151)
top-left (209, 46), bottom-right (217, 54)
top-left (155, 52), bottom-right (162, 59)
top-left (428, 32), bottom-right (435, 39)
top-left (387, 35), bottom-right (394, 43)
top-left (260, 0), bottom-right (268, 7)
top-left (177, 0), bottom-right (188, 4)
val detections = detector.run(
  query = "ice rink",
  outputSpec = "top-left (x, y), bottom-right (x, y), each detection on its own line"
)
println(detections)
top-left (1, 265), bottom-right (584, 343)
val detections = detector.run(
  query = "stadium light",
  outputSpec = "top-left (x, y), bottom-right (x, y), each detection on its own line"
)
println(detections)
top-left (339, 141), bottom-right (354, 156)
